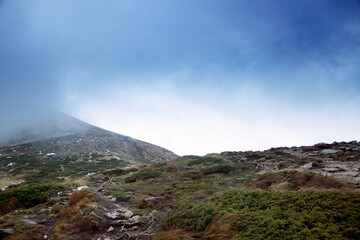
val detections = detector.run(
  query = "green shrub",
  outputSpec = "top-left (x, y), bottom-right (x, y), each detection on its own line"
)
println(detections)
top-left (187, 156), bottom-right (225, 166)
top-left (169, 190), bottom-right (360, 239)
top-left (0, 184), bottom-right (64, 214)
top-left (124, 171), bottom-right (162, 183)
top-left (204, 164), bottom-right (236, 174)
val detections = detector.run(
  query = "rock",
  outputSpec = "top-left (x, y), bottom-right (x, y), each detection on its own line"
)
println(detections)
top-left (320, 149), bottom-right (339, 154)
top-left (97, 238), bottom-right (101, 240)
top-left (149, 210), bottom-right (157, 218)
top-left (107, 226), bottom-right (114, 232)
top-left (44, 235), bottom-right (48, 239)
top-left (138, 215), bottom-right (151, 224)
top-left (106, 211), bottom-right (119, 219)
top-left (111, 197), bottom-right (116, 202)
top-left (0, 228), bottom-right (14, 234)
top-left (129, 215), bottom-right (141, 223)
top-left (104, 238), bottom-right (111, 240)
top-left (323, 167), bottom-right (340, 173)
top-left (22, 219), bottom-right (38, 225)
top-left (301, 162), bottom-right (313, 169)
top-left (124, 210), bottom-right (133, 219)
top-left (336, 165), bottom-right (350, 171)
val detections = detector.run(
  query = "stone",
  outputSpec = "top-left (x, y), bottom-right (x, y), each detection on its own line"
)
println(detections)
top-left (111, 198), bottom-right (116, 202)
top-left (323, 167), bottom-right (340, 172)
top-left (44, 235), bottom-right (48, 239)
top-left (149, 210), bottom-right (157, 218)
top-left (301, 162), bottom-right (313, 169)
top-left (320, 149), bottom-right (339, 154)
top-left (0, 228), bottom-right (14, 234)
top-left (106, 211), bottom-right (119, 219)
top-left (107, 226), bottom-right (114, 232)
top-left (124, 210), bottom-right (133, 219)
top-left (129, 215), bottom-right (141, 223)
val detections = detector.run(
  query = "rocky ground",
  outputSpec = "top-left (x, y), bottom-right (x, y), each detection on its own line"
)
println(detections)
top-left (1, 141), bottom-right (360, 239)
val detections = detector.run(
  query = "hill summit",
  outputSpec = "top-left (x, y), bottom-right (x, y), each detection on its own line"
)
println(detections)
top-left (0, 112), bottom-right (178, 185)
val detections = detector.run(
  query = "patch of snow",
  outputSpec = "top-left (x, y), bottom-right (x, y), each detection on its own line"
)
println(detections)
top-left (46, 153), bottom-right (56, 156)
top-left (6, 162), bottom-right (14, 167)
top-left (75, 186), bottom-right (88, 191)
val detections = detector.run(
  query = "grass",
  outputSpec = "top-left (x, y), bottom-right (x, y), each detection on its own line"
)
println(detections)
top-left (169, 190), bottom-right (360, 239)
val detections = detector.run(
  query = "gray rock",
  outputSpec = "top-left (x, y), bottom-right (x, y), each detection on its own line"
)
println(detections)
top-left (0, 228), bottom-right (14, 234)
top-left (124, 210), bottom-right (133, 219)
top-left (321, 149), bottom-right (339, 154)
top-left (323, 167), bottom-right (340, 172)
top-left (106, 211), bottom-right (119, 219)
top-left (129, 215), bottom-right (141, 223)
top-left (301, 162), bottom-right (313, 169)
top-left (107, 226), bottom-right (114, 232)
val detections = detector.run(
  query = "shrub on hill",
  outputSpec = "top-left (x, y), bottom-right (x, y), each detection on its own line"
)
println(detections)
top-left (124, 170), bottom-right (162, 183)
top-left (169, 190), bottom-right (360, 239)
top-left (0, 184), bottom-right (64, 215)
top-left (187, 156), bottom-right (225, 166)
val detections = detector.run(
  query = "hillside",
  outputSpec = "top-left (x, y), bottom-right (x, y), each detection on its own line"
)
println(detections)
top-left (0, 112), bottom-right (178, 187)
top-left (0, 140), bottom-right (359, 239)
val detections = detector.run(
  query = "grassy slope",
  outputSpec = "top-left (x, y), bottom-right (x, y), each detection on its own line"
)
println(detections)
top-left (90, 155), bottom-right (360, 239)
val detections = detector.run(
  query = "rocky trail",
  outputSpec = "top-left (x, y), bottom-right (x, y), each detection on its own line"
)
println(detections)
top-left (0, 183), bottom-right (159, 240)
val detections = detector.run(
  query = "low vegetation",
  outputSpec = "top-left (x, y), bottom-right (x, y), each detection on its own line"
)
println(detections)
top-left (0, 183), bottom-right (64, 214)
top-left (124, 170), bottom-right (162, 183)
top-left (169, 190), bottom-right (360, 239)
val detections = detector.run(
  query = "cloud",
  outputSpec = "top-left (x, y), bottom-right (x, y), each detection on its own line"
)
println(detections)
top-left (61, 70), bottom-right (360, 155)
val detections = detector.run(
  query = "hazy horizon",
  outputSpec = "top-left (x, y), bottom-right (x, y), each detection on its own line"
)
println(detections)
top-left (1, 0), bottom-right (360, 155)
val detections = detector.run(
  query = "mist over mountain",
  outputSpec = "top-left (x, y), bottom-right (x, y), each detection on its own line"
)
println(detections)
top-left (0, 112), bottom-right (178, 164)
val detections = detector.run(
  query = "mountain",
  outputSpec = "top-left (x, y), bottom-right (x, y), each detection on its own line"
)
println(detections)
top-left (0, 112), bottom-right (178, 185)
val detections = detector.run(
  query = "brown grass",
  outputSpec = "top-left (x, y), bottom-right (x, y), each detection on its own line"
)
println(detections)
top-left (52, 189), bottom-right (100, 239)
top-left (161, 166), bottom-right (177, 173)
top-left (4, 228), bottom-right (45, 240)
top-left (201, 214), bottom-right (240, 240)
top-left (181, 169), bottom-right (204, 180)
top-left (156, 214), bottom-right (239, 240)
top-left (0, 197), bottom-right (20, 215)
top-left (246, 170), bottom-right (356, 191)
top-left (156, 229), bottom-right (201, 240)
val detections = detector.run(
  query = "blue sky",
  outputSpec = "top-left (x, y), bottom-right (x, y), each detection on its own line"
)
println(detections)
top-left (1, 0), bottom-right (360, 155)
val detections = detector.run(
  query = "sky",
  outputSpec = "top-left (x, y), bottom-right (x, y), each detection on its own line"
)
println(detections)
top-left (1, 0), bottom-right (360, 155)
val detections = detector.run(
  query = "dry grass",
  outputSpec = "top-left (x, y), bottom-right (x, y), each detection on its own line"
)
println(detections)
top-left (181, 170), bottom-right (204, 180)
top-left (52, 189), bottom-right (99, 239)
top-left (156, 229), bottom-right (201, 240)
top-left (156, 214), bottom-right (239, 240)
top-left (161, 166), bottom-right (177, 173)
top-left (201, 214), bottom-right (240, 240)
top-left (246, 170), bottom-right (356, 191)
top-left (4, 228), bottom-right (45, 240)
top-left (0, 197), bottom-right (19, 215)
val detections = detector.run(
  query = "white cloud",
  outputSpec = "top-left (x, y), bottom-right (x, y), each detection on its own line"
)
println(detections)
top-left (61, 72), bottom-right (360, 156)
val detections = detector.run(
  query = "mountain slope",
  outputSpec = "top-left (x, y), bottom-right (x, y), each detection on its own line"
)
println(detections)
top-left (0, 112), bottom-right (178, 186)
